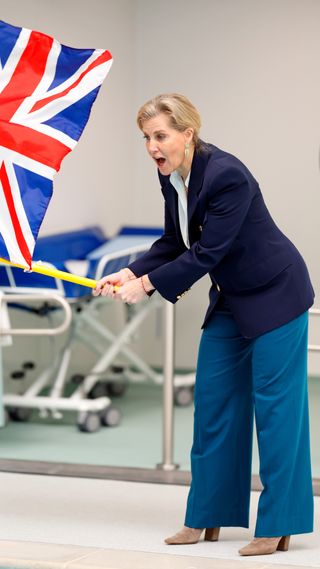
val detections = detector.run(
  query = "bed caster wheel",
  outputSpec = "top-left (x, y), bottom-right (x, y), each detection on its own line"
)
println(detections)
top-left (111, 365), bottom-right (125, 374)
top-left (77, 412), bottom-right (101, 433)
top-left (100, 406), bottom-right (122, 427)
top-left (11, 370), bottom-right (25, 380)
top-left (107, 380), bottom-right (128, 397)
top-left (70, 374), bottom-right (85, 385)
top-left (88, 381), bottom-right (108, 399)
top-left (174, 387), bottom-right (193, 407)
top-left (8, 407), bottom-right (33, 422)
top-left (23, 361), bottom-right (35, 370)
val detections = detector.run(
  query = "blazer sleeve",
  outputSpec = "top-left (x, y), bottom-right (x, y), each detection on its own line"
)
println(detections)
top-left (147, 164), bottom-right (254, 302)
top-left (128, 199), bottom-right (184, 278)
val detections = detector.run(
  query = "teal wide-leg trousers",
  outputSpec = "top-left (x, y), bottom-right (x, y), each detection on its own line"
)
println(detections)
top-left (185, 311), bottom-right (314, 537)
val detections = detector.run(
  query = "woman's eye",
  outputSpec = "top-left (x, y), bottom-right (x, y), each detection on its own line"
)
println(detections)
top-left (143, 135), bottom-right (150, 141)
top-left (156, 133), bottom-right (166, 141)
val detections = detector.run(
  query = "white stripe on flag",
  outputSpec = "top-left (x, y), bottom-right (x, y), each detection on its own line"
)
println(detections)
top-left (0, 146), bottom-right (55, 180)
top-left (14, 53), bottom-right (113, 133)
top-left (11, 38), bottom-right (61, 120)
top-left (25, 48), bottom-right (109, 105)
top-left (0, 28), bottom-right (31, 94)
top-left (27, 58), bottom-right (114, 125)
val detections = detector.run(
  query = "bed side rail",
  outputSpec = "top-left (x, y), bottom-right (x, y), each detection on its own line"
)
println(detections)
top-left (94, 243), bottom-right (154, 281)
top-left (0, 293), bottom-right (72, 336)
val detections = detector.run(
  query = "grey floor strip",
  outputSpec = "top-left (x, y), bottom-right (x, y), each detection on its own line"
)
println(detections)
top-left (0, 458), bottom-right (191, 484)
top-left (0, 459), bottom-right (319, 495)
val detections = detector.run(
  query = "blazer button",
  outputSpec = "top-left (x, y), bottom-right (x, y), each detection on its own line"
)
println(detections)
top-left (216, 283), bottom-right (221, 292)
top-left (199, 225), bottom-right (203, 231)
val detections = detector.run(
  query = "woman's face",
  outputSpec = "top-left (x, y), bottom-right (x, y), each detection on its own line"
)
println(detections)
top-left (142, 113), bottom-right (193, 176)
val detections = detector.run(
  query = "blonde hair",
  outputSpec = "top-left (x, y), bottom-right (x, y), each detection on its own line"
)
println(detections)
top-left (137, 93), bottom-right (202, 147)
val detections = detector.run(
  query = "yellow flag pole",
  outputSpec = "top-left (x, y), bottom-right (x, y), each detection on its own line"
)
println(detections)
top-left (0, 257), bottom-right (97, 289)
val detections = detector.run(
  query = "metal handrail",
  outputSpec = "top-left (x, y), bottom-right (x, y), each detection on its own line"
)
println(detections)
top-left (0, 293), bottom-right (72, 336)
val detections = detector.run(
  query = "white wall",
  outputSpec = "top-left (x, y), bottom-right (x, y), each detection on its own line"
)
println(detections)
top-left (1, 0), bottom-right (319, 373)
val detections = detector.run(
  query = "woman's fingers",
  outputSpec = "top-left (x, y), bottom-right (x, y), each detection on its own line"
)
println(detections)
top-left (93, 275), bottom-right (118, 296)
top-left (93, 275), bottom-right (145, 303)
top-left (92, 268), bottom-right (136, 297)
top-left (100, 283), bottom-right (115, 297)
top-left (101, 273), bottom-right (121, 286)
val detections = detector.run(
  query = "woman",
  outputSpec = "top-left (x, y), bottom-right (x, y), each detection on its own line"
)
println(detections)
top-left (94, 93), bottom-right (314, 556)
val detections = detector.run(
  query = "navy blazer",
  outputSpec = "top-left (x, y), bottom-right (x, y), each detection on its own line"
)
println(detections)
top-left (129, 142), bottom-right (314, 338)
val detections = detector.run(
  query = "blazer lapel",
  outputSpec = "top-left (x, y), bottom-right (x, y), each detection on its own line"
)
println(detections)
top-left (158, 142), bottom-right (213, 245)
top-left (187, 144), bottom-right (211, 224)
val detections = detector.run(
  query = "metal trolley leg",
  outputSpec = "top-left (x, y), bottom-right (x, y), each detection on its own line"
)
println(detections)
top-left (157, 302), bottom-right (179, 471)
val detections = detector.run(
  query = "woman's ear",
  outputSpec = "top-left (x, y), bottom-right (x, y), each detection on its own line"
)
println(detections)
top-left (184, 128), bottom-right (194, 145)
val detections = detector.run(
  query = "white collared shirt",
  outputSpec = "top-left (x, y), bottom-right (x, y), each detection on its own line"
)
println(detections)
top-left (170, 170), bottom-right (191, 248)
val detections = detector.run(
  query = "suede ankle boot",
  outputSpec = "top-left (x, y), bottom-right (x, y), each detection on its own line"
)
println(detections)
top-left (239, 535), bottom-right (290, 556)
top-left (165, 526), bottom-right (220, 545)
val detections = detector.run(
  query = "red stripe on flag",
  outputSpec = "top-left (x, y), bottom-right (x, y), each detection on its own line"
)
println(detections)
top-left (30, 50), bottom-right (112, 113)
top-left (0, 121), bottom-right (71, 170)
top-left (0, 31), bottom-right (54, 121)
top-left (0, 161), bottom-right (32, 267)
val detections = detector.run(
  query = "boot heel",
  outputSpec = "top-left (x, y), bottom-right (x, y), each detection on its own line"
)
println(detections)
top-left (277, 535), bottom-right (290, 551)
top-left (204, 527), bottom-right (220, 541)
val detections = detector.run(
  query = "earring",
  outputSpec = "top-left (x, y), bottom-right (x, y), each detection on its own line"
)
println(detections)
top-left (184, 143), bottom-right (190, 159)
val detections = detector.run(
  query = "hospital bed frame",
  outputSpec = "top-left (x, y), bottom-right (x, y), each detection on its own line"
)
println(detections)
top-left (0, 228), bottom-right (195, 433)
top-left (0, 290), bottom-right (115, 432)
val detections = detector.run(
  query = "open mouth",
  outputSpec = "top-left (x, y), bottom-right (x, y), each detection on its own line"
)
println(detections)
top-left (155, 157), bottom-right (166, 168)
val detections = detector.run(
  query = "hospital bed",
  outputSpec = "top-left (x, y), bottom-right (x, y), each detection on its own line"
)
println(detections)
top-left (0, 226), bottom-right (195, 432)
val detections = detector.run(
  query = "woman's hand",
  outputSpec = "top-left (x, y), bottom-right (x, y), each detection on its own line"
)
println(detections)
top-left (116, 278), bottom-right (146, 304)
top-left (93, 268), bottom-right (135, 297)
top-left (116, 275), bottom-right (155, 304)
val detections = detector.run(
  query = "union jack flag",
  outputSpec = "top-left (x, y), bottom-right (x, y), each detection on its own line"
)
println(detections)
top-left (0, 20), bottom-right (112, 268)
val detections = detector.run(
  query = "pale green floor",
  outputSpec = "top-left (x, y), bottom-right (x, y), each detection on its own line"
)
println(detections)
top-left (0, 381), bottom-right (192, 469)
top-left (0, 377), bottom-right (319, 477)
